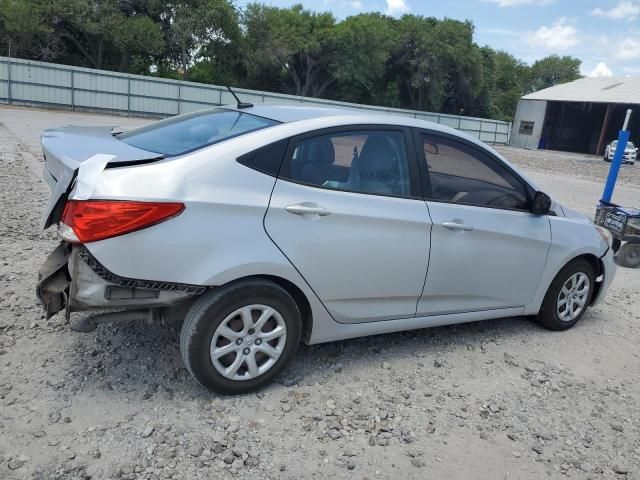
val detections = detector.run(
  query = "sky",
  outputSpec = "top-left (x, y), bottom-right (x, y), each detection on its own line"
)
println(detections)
top-left (236, 0), bottom-right (640, 77)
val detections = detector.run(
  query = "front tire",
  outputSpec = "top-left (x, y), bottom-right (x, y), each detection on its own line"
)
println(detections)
top-left (537, 260), bottom-right (595, 331)
top-left (180, 279), bottom-right (302, 395)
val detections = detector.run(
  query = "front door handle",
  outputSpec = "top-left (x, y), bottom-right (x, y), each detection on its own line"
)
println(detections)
top-left (442, 220), bottom-right (474, 232)
top-left (285, 203), bottom-right (332, 217)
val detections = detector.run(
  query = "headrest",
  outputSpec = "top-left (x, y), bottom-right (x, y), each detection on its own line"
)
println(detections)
top-left (306, 137), bottom-right (335, 165)
top-left (358, 137), bottom-right (396, 173)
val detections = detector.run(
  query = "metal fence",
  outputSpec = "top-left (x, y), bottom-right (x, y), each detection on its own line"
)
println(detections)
top-left (0, 56), bottom-right (511, 144)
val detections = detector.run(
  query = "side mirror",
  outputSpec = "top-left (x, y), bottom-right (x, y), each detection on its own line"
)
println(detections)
top-left (532, 191), bottom-right (552, 215)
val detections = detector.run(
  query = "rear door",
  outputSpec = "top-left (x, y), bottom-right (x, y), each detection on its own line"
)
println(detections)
top-left (414, 131), bottom-right (551, 316)
top-left (265, 126), bottom-right (431, 324)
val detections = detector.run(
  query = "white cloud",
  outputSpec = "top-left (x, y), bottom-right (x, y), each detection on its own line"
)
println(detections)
top-left (616, 37), bottom-right (640, 59)
top-left (591, 1), bottom-right (640, 21)
top-left (385, 0), bottom-right (409, 16)
top-left (487, 0), bottom-right (553, 6)
top-left (589, 62), bottom-right (613, 77)
top-left (350, 0), bottom-right (364, 7)
top-left (527, 18), bottom-right (579, 50)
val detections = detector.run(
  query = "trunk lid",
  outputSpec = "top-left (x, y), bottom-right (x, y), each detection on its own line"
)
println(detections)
top-left (41, 125), bottom-right (162, 229)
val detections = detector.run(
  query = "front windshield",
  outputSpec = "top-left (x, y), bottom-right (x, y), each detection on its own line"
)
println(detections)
top-left (117, 109), bottom-right (278, 156)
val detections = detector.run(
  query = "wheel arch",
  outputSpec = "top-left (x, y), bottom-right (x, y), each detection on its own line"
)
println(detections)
top-left (259, 275), bottom-right (314, 344)
top-left (525, 249), bottom-right (605, 315)
top-left (554, 253), bottom-right (604, 306)
top-left (207, 274), bottom-right (315, 344)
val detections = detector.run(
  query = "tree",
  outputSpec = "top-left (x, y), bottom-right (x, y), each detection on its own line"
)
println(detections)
top-left (331, 13), bottom-right (397, 105)
top-left (162, 0), bottom-right (238, 80)
top-left (241, 3), bottom-right (336, 97)
top-left (526, 54), bottom-right (582, 93)
top-left (46, 0), bottom-right (124, 69)
top-left (112, 15), bottom-right (164, 71)
top-left (0, 1), bottom-right (584, 121)
top-left (0, 0), bottom-right (52, 59)
top-left (387, 16), bottom-right (483, 113)
top-left (477, 48), bottom-right (529, 121)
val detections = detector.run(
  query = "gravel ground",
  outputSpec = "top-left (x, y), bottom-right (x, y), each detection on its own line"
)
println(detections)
top-left (494, 145), bottom-right (640, 188)
top-left (1, 106), bottom-right (639, 480)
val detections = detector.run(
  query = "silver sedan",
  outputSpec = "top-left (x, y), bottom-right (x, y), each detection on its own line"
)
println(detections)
top-left (37, 104), bottom-right (616, 394)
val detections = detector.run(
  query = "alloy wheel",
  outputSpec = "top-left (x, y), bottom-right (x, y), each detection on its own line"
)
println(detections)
top-left (556, 272), bottom-right (590, 322)
top-left (209, 304), bottom-right (287, 381)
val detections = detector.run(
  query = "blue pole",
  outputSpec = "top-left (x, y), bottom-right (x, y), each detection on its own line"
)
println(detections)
top-left (601, 129), bottom-right (630, 204)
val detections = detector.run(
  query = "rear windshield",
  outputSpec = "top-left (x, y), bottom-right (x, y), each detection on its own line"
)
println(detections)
top-left (116, 109), bottom-right (278, 156)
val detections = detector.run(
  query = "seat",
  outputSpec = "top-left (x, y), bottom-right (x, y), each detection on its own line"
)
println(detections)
top-left (299, 137), bottom-right (336, 185)
top-left (349, 136), bottom-right (400, 194)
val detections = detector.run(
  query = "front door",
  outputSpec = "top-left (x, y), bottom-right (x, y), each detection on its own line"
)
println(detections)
top-left (265, 127), bottom-right (431, 324)
top-left (415, 132), bottom-right (551, 316)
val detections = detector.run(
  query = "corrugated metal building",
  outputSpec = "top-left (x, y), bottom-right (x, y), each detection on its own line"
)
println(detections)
top-left (511, 77), bottom-right (640, 155)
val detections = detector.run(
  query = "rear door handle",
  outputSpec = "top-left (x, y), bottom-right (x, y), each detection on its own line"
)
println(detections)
top-left (442, 220), bottom-right (474, 232)
top-left (285, 203), bottom-right (332, 217)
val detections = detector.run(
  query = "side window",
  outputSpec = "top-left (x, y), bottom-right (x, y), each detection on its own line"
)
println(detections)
top-left (282, 130), bottom-right (412, 197)
top-left (422, 135), bottom-right (528, 210)
top-left (237, 139), bottom-right (289, 177)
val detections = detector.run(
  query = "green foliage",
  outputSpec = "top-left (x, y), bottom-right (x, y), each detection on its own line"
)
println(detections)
top-left (0, 0), bottom-right (584, 121)
top-left (331, 13), bottom-right (396, 105)
top-left (0, 0), bottom-right (51, 58)
top-left (526, 54), bottom-right (582, 93)
top-left (241, 3), bottom-right (336, 96)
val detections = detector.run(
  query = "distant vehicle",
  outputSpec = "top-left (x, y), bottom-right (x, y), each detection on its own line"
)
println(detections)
top-left (37, 103), bottom-right (616, 394)
top-left (604, 140), bottom-right (637, 165)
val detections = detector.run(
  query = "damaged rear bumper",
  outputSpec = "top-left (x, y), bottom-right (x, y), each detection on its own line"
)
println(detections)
top-left (37, 243), bottom-right (71, 319)
top-left (36, 242), bottom-right (205, 322)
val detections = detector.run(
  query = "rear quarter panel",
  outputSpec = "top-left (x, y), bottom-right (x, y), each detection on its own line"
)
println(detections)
top-left (85, 126), bottom-right (337, 344)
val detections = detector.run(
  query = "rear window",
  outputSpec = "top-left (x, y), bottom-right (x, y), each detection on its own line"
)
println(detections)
top-left (116, 109), bottom-right (278, 156)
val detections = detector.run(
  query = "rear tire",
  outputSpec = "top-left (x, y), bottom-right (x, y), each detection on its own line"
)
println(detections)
top-left (180, 279), bottom-right (302, 395)
top-left (618, 243), bottom-right (640, 268)
top-left (537, 260), bottom-right (595, 331)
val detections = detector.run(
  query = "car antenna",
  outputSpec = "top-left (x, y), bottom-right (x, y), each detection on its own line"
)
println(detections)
top-left (225, 84), bottom-right (253, 109)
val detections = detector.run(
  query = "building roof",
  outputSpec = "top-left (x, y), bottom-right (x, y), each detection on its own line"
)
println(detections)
top-left (522, 76), bottom-right (640, 105)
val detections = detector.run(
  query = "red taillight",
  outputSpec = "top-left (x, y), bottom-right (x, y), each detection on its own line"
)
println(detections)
top-left (60, 200), bottom-right (185, 243)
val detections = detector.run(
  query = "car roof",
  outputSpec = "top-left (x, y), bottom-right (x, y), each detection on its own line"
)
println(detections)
top-left (222, 102), bottom-right (467, 137)
top-left (224, 103), bottom-right (371, 123)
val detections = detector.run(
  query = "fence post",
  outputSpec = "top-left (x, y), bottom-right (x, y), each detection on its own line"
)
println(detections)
top-left (479, 119), bottom-right (483, 141)
top-left (7, 56), bottom-right (11, 105)
top-left (177, 80), bottom-right (181, 115)
top-left (127, 77), bottom-right (131, 116)
top-left (219, 89), bottom-right (222, 105)
top-left (70, 69), bottom-right (75, 111)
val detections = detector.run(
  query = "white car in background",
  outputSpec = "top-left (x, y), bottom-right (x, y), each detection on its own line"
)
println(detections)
top-left (604, 140), bottom-right (637, 165)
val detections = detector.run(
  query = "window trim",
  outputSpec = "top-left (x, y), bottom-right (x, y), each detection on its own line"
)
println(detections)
top-left (278, 125), bottom-right (423, 200)
top-left (412, 128), bottom-right (535, 213)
